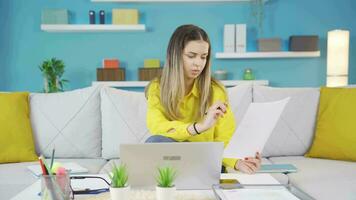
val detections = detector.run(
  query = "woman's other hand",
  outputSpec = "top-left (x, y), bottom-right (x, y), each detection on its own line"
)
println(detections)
top-left (235, 152), bottom-right (262, 174)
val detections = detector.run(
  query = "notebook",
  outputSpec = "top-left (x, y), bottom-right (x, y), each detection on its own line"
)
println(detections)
top-left (257, 164), bottom-right (297, 173)
top-left (27, 162), bottom-right (89, 177)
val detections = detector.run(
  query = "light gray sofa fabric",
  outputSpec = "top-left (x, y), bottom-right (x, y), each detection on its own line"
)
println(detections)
top-left (269, 156), bottom-right (356, 200)
top-left (30, 86), bottom-right (103, 158)
top-left (253, 86), bottom-right (320, 157)
top-left (0, 159), bottom-right (107, 200)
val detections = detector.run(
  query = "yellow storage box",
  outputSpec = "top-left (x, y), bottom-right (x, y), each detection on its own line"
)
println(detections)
top-left (112, 9), bottom-right (139, 25)
top-left (144, 59), bottom-right (160, 68)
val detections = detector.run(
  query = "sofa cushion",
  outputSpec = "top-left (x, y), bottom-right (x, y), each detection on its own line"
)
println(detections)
top-left (0, 92), bottom-right (38, 163)
top-left (253, 86), bottom-right (320, 157)
top-left (227, 85), bottom-right (252, 127)
top-left (30, 86), bottom-right (102, 158)
top-left (306, 87), bottom-right (356, 161)
top-left (269, 156), bottom-right (356, 200)
top-left (101, 87), bottom-right (150, 159)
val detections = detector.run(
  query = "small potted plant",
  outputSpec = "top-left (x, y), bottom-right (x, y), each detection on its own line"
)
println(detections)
top-left (108, 164), bottom-right (130, 200)
top-left (155, 166), bottom-right (177, 200)
top-left (39, 57), bottom-right (68, 93)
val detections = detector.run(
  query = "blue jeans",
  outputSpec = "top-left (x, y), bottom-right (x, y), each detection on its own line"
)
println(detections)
top-left (145, 135), bottom-right (177, 143)
top-left (145, 135), bottom-right (226, 173)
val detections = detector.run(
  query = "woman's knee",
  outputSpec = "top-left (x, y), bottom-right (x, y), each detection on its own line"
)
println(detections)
top-left (145, 135), bottom-right (176, 143)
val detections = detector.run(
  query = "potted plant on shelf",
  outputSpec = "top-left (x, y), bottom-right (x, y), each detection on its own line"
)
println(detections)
top-left (108, 164), bottom-right (130, 200)
top-left (39, 57), bottom-right (68, 93)
top-left (155, 166), bottom-right (177, 200)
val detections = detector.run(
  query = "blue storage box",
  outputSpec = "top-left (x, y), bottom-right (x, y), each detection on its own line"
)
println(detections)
top-left (41, 9), bottom-right (69, 24)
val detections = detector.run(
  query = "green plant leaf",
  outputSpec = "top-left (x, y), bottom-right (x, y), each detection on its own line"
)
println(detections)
top-left (156, 166), bottom-right (176, 188)
top-left (40, 57), bottom-right (68, 93)
top-left (108, 163), bottom-right (129, 188)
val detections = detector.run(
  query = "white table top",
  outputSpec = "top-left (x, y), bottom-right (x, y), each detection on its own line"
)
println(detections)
top-left (10, 173), bottom-right (280, 200)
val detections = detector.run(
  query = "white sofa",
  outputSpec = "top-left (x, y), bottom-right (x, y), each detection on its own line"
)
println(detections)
top-left (1, 85), bottom-right (355, 200)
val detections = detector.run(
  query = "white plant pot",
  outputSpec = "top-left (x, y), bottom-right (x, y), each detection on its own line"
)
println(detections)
top-left (110, 186), bottom-right (130, 200)
top-left (156, 186), bottom-right (176, 200)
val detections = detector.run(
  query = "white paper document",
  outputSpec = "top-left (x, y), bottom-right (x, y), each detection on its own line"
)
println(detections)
top-left (221, 173), bottom-right (280, 185)
top-left (222, 188), bottom-right (300, 200)
top-left (224, 98), bottom-right (290, 159)
top-left (27, 162), bottom-right (89, 177)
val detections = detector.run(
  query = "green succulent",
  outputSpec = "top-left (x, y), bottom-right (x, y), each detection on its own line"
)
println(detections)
top-left (39, 57), bottom-right (68, 93)
top-left (156, 166), bottom-right (177, 188)
top-left (108, 164), bottom-right (129, 188)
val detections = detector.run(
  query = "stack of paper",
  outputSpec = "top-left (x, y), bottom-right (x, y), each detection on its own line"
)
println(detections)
top-left (222, 189), bottom-right (301, 200)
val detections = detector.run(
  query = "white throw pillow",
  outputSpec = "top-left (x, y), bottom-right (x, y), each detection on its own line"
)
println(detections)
top-left (101, 87), bottom-right (150, 159)
top-left (253, 86), bottom-right (320, 157)
top-left (227, 85), bottom-right (253, 127)
top-left (30, 86), bottom-right (102, 158)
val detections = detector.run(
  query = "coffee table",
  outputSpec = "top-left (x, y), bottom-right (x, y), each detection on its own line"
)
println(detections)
top-left (10, 173), bottom-right (313, 200)
top-left (212, 183), bottom-right (315, 200)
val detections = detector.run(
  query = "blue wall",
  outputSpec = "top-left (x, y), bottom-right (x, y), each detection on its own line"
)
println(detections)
top-left (1, 0), bottom-right (355, 91)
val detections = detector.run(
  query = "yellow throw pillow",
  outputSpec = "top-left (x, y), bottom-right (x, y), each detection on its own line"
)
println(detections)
top-left (305, 87), bottom-right (356, 161)
top-left (0, 92), bottom-right (38, 163)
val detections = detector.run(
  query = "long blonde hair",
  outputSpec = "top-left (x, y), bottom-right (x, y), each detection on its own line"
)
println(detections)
top-left (146, 24), bottom-right (224, 121)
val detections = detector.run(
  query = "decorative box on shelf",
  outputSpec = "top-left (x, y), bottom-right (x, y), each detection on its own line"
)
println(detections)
top-left (138, 68), bottom-right (163, 81)
top-left (97, 68), bottom-right (125, 81)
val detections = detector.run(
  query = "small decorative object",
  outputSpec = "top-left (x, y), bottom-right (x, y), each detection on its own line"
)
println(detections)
top-left (213, 70), bottom-right (227, 80)
top-left (258, 38), bottom-right (282, 52)
top-left (156, 166), bottom-right (177, 200)
top-left (41, 9), bottom-right (69, 24)
top-left (289, 35), bottom-right (319, 51)
top-left (103, 59), bottom-right (120, 69)
top-left (243, 68), bottom-right (255, 80)
top-left (112, 9), bottom-right (139, 25)
top-left (235, 24), bottom-right (247, 53)
top-left (144, 59), bottom-right (160, 68)
top-left (108, 164), bottom-right (130, 200)
top-left (89, 10), bottom-right (95, 24)
top-left (224, 24), bottom-right (235, 53)
top-left (97, 68), bottom-right (125, 81)
top-left (39, 58), bottom-right (68, 93)
top-left (139, 68), bottom-right (163, 81)
top-left (99, 10), bottom-right (105, 24)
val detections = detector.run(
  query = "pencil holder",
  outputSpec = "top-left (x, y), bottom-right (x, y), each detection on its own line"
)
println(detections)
top-left (41, 174), bottom-right (72, 200)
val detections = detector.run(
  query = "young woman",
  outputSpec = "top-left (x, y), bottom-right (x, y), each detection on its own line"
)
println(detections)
top-left (145, 24), bottom-right (261, 174)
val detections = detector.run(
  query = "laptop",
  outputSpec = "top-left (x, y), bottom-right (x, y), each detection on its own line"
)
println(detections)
top-left (120, 142), bottom-right (224, 190)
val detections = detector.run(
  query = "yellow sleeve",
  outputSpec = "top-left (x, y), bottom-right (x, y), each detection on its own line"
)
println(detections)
top-left (212, 88), bottom-right (239, 169)
top-left (146, 84), bottom-right (192, 142)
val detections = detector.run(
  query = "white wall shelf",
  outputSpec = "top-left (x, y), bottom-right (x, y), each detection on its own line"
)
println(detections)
top-left (92, 0), bottom-right (254, 2)
top-left (215, 51), bottom-right (321, 59)
top-left (92, 80), bottom-right (269, 87)
top-left (41, 24), bottom-right (146, 32)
